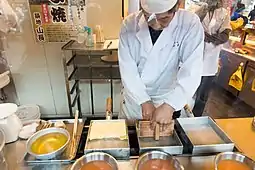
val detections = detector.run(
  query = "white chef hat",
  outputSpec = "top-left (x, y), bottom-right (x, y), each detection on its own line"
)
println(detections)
top-left (140, 0), bottom-right (178, 14)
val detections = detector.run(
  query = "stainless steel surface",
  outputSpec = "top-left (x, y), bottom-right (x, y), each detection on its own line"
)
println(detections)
top-left (24, 119), bottom-right (84, 163)
top-left (137, 128), bottom-right (183, 156)
top-left (215, 152), bottom-right (255, 170)
top-left (62, 40), bottom-right (106, 52)
top-left (85, 120), bottom-right (130, 160)
top-left (2, 118), bottom-right (251, 170)
top-left (71, 152), bottom-right (119, 170)
top-left (177, 117), bottom-right (234, 155)
top-left (0, 128), bottom-right (5, 153)
top-left (26, 127), bottom-right (70, 160)
top-left (0, 128), bottom-right (5, 165)
top-left (3, 139), bottom-right (218, 170)
top-left (135, 151), bottom-right (184, 170)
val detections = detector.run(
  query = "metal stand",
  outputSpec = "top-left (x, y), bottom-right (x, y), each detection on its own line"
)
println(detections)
top-left (62, 40), bottom-right (120, 117)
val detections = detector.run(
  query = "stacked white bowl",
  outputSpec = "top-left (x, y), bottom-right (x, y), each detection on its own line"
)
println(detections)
top-left (15, 104), bottom-right (41, 124)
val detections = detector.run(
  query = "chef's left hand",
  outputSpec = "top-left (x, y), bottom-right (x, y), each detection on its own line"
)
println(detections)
top-left (151, 103), bottom-right (174, 129)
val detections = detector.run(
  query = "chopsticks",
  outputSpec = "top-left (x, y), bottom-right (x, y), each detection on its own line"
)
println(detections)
top-left (70, 110), bottom-right (79, 157)
top-left (105, 97), bottom-right (112, 120)
top-left (154, 123), bottom-right (160, 141)
top-left (72, 110), bottom-right (79, 142)
top-left (184, 104), bottom-right (195, 117)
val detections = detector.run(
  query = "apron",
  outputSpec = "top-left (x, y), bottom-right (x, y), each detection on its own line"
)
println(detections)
top-left (202, 9), bottom-right (226, 76)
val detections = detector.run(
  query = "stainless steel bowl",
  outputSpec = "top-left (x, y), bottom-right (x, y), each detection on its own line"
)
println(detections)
top-left (0, 129), bottom-right (5, 153)
top-left (135, 151), bottom-right (184, 170)
top-left (71, 152), bottom-right (118, 170)
top-left (0, 129), bottom-right (5, 162)
top-left (26, 127), bottom-right (70, 160)
top-left (215, 152), bottom-right (255, 170)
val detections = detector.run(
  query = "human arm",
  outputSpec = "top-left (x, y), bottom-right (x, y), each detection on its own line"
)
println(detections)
top-left (205, 11), bottom-right (231, 46)
top-left (118, 21), bottom-right (151, 108)
top-left (205, 29), bottom-right (231, 45)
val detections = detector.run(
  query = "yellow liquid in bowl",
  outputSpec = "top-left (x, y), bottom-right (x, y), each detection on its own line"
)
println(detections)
top-left (31, 132), bottom-right (68, 155)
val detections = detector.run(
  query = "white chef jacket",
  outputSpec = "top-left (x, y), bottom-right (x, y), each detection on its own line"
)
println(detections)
top-left (118, 10), bottom-right (204, 120)
top-left (202, 8), bottom-right (231, 76)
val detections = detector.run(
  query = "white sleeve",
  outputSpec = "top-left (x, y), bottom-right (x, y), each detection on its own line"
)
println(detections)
top-left (118, 23), bottom-right (151, 105)
top-left (164, 16), bottom-right (204, 111)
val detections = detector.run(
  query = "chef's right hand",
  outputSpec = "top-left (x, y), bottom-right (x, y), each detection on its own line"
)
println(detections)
top-left (141, 101), bottom-right (155, 120)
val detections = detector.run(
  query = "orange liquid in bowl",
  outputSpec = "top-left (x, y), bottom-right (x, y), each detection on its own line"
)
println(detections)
top-left (140, 159), bottom-right (175, 170)
top-left (80, 161), bottom-right (113, 170)
top-left (218, 160), bottom-right (252, 170)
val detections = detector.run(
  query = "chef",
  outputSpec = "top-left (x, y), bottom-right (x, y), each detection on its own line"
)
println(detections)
top-left (192, 0), bottom-right (231, 117)
top-left (118, 0), bottom-right (204, 127)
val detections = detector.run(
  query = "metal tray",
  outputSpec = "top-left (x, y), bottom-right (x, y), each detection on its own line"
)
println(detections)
top-left (84, 120), bottom-right (130, 160)
top-left (176, 117), bottom-right (234, 155)
top-left (136, 123), bottom-right (183, 155)
top-left (23, 119), bottom-right (84, 164)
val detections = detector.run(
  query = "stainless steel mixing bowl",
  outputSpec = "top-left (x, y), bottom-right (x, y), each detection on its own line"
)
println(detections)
top-left (215, 152), bottom-right (255, 170)
top-left (26, 127), bottom-right (70, 160)
top-left (0, 128), bottom-right (5, 162)
top-left (0, 129), bottom-right (4, 153)
top-left (71, 152), bottom-right (118, 170)
top-left (135, 151), bottom-right (184, 170)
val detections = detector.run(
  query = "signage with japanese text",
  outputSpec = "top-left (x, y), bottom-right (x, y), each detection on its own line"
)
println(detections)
top-left (28, 0), bottom-right (77, 42)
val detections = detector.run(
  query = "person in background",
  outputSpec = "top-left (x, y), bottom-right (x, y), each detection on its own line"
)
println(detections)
top-left (118, 0), bottom-right (204, 128)
top-left (192, 0), bottom-right (231, 117)
top-left (248, 5), bottom-right (255, 21)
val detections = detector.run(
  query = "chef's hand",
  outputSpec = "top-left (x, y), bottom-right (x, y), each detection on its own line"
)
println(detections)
top-left (151, 103), bottom-right (174, 130)
top-left (141, 101), bottom-right (155, 120)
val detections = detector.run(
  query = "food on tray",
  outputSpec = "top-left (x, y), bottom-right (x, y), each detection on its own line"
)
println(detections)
top-left (217, 160), bottom-right (251, 170)
top-left (80, 160), bottom-right (113, 170)
top-left (186, 126), bottom-right (224, 145)
top-left (140, 159), bottom-right (175, 170)
top-left (54, 121), bottom-right (66, 129)
top-left (89, 121), bottom-right (127, 140)
top-left (139, 121), bottom-right (174, 138)
top-left (31, 132), bottom-right (68, 154)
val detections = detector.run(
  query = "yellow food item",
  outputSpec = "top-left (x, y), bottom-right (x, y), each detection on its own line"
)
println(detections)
top-left (218, 160), bottom-right (251, 170)
top-left (89, 121), bottom-right (127, 140)
top-left (31, 132), bottom-right (68, 154)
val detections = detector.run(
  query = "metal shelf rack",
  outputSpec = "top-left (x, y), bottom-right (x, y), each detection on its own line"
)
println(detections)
top-left (62, 40), bottom-right (120, 117)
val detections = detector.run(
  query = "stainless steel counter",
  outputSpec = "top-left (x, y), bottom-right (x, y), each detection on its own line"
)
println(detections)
top-left (0, 139), bottom-right (216, 170)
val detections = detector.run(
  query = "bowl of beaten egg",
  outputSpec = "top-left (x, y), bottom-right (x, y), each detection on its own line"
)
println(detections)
top-left (215, 152), bottom-right (255, 170)
top-left (135, 151), bottom-right (184, 170)
top-left (26, 127), bottom-right (70, 159)
top-left (71, 152), bottom-right (118, 170)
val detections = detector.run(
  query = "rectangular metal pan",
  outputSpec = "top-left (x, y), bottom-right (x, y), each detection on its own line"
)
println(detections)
top-left (136, 122), bottom-right (183, 155)
top-left (84, 120), bottom-right (130, 160)
top-left (176, 117), bottom-right (234, 155)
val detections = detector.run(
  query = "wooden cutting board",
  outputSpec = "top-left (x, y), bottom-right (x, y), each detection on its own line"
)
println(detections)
top-left (216, 118), bottom-right (255, 160)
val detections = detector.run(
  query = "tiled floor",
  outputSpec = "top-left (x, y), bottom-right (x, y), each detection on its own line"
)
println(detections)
top-left (204, 85), bottom-right (255, 119)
